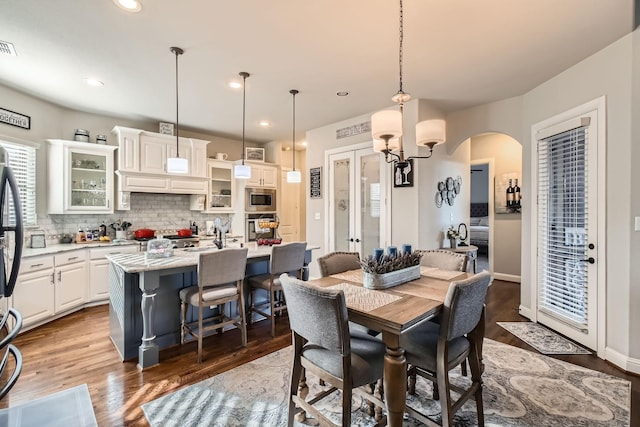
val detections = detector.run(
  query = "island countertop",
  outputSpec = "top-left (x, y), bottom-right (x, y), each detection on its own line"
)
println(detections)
top-left (106, 244), bottom-right (319, 274)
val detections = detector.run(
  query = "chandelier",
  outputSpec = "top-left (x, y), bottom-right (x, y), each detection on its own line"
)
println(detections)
top-left (371, 0), bottom-right (446, 170)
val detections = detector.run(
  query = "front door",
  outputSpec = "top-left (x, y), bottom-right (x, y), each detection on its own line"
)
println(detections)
top-left (533, 98), bottom-right (604, 352)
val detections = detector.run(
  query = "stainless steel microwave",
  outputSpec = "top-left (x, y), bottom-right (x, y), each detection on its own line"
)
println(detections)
top-left (245, 188), bottom-right (276, 212)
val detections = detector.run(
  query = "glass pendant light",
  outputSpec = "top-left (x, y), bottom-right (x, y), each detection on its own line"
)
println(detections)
top-left (286, 89), bottom-right (301, 183)
top-left (234, 72), bottom-right (251, 179)
top-left (166, 46), bottom-right (189, 174)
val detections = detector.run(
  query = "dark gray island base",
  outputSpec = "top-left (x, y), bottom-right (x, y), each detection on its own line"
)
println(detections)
top-left (107, 246), bottom-right (315, 369)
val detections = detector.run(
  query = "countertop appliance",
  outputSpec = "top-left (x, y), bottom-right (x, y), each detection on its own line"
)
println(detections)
top-left (245, 188), bottom-right (276, 212)
top-left (0, 146), bottom-right (24, 399)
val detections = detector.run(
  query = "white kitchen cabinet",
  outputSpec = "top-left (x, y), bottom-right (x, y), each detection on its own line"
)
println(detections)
top-left (205, 159), bottom-right (235, 212)
top-left (53, 251), bottom-right (87, 313)
top-left (12, 255), bottom-right (55, 328)
top-left (89, 245), bottom-right (139, 301)
top-left (246, 163), bottom-right (277, 188)
top-left (46, 140), bottom-right (117, 214)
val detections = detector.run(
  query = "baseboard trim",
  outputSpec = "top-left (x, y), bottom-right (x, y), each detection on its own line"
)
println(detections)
top-left (493, 272), bottom-right (521, 283)
top-left (605, 346), bottom-right (640, 375)
top-left (518, 305), bottom-right (534, 320)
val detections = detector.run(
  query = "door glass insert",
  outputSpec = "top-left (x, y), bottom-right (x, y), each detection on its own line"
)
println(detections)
top-left (332, 158), bottom-right (351, 252)
top-left (359, 152), bottom-right (381, 257)
top-left (70, 152), bottom-right (107, 208)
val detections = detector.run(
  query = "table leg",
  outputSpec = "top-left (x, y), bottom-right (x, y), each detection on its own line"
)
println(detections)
top-left (382, 331), bottom-right (406, 427)
top-left (138, 271), bottom-right (160, 370)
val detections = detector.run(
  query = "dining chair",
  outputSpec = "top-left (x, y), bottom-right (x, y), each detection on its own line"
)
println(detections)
top-left (317, 251), bottom-right (361, 277)
top-left (420, 249), bottom-right (467, 272)
top-left (180, 247), bottom-right (248, 363)
top-left (400, 271), bottom-right (491, 427)
top-left (280, 274), bottom-right (387, 427)
top-left (316, 251), bottom-right (376, 336)
top-left (247, 242), bottom-right (307, 337)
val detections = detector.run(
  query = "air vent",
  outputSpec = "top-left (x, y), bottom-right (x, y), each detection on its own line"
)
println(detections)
top-left (0, 41), bottom-right (17, 56)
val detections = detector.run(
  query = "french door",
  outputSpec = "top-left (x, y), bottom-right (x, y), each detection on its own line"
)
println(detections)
top-left (533, 99), bottom-right (604, 352)
top-left (327, 146), bottom-right (387, 258)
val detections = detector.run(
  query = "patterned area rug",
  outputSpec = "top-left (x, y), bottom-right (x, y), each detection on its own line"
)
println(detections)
top-left (497, 322), bottom-right (591, 355)
top-left (142, 339), bottom-right (629, 427)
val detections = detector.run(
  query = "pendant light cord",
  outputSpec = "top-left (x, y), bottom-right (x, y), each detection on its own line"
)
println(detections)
top-left (398, 0), bottom-right (404, 95)
top-left (239, 72), bottom-right (250, 166)
top-left (170, 47), bottom-right (184, 158)
top-left (290, 89), bottom-right (298, 171)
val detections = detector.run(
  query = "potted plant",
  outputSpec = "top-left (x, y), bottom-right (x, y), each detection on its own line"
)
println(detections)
top-left (360, 251), bottom-right (423, 289)
top-left (446, 226), bottom-right (459, 249)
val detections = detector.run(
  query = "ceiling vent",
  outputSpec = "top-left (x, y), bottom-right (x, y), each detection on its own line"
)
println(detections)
top-left (0, 41), bottom-right (17, 56)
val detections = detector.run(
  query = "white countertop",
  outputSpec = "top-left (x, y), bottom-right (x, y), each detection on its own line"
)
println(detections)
top-left (106, 244), bottom-right (319, 274)
top-left (21, 241), bottom-right (140, 258)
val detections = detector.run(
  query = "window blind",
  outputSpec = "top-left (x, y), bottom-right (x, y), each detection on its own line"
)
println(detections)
top-left (0, 141), bottom-right (37, 227)
top-left (537, 126), bottom-right (589, 330)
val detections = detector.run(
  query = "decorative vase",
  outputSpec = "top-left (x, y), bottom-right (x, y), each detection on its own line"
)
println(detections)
top-left (362, 265), bottom-right (421, 290)
top-left (450, 238), bottom-right (457, 249)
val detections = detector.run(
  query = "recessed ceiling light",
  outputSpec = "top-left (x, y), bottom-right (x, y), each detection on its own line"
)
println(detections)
top-left (228, 81), bottom-right (242, 89)
top-left (259, 120), bottom-right (271, 127)
top-left (113, 0), bottom-right (142, 12)
top-left (336, 91), bottom-right (349, 97)
top-left (85, 78), bottom-right (104, 87)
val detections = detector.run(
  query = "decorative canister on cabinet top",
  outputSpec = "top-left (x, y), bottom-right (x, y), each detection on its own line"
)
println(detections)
top-left (96, 134), bottom-right (107, 144)
top-left (74, 128), bottom-right (90, 142)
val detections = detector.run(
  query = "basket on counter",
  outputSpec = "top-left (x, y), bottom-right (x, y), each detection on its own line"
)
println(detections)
top-left (257, 220), bottom-right (280, 229)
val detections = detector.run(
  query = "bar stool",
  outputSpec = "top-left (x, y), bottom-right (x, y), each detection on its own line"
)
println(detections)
top-left (247, 242), bottom-right (307, 337)
top-left (180, 247), bottom-right (248, 363)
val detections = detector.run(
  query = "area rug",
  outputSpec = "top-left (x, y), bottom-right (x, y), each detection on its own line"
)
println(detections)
top-left (142, 339), bottom-right (630, 427)
top-left (0, 384), bottom-right (97, 427)
top-left (497, 321), bottom-right (591, 355)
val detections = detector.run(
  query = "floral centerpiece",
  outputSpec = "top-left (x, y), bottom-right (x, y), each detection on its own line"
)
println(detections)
top-left (360, 251), bottom-right (423, 289)
top-left (446, 225), bottom-right (459, 249)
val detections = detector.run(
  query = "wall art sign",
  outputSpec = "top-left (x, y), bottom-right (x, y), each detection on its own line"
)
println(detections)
top-left (336, 121), bottom-right (371, 139)
top-left (0, 107), bottom-right (31, 130)
top-left (159, 122), bottom-right (174, 135)
top-left (393, 159), bottom-right (414, 188)
top-left (245, 147), bottom-right (265, 162)
top-left (310, 166), bottom-right (322, 199)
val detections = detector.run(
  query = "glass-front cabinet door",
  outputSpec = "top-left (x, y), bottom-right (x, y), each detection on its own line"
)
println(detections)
top-left (206, 159), bottom-right (234, 212)
top-left (47, 140), bottom-right (117, 214)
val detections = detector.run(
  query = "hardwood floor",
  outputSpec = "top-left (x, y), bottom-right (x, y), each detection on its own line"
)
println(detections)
top-left (2, 279), bottom-right (639, 426)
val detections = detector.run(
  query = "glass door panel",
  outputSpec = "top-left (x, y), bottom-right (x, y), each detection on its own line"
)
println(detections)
top-left (330, 154), bottom-right (352, 252)
top-left (70, 151), bottom-right (108, 209)
top-left (357, 151), bottom-right (381, 258)
top-left (209, 163), bottom-right (232, 209)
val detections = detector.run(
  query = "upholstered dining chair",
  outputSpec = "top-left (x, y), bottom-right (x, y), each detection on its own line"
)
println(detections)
top-left (317, 251), bottom-right (361, 277)
top-left (247, 242), bottom-right (307, 338)
top-left (280, 274), bottom-right (387, 427)
top-left (180, 247), bottom-right (248, 363)
top-left (420, 249), bottom-right (467, 272)
top-left (400, 271), bottom-right (491, 427)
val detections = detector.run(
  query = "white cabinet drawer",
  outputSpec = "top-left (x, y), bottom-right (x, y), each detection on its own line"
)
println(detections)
top-left (20, 255), bottom-right (54, 274)
top-left (54, 250), bottom-right (87, 267)
top-left (90, 245), bottom-right (138, 260)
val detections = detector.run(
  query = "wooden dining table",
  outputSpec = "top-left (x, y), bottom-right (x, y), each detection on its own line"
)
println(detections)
top-left (308, 266), bottom-right (468, 427)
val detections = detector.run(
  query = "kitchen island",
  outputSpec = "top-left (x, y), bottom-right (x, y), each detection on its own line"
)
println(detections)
top-left (107, 244), bottom-right (317, 369)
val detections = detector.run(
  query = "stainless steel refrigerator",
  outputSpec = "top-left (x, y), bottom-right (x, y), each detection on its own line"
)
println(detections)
top-left (0, 145), bottom-right (24, 399)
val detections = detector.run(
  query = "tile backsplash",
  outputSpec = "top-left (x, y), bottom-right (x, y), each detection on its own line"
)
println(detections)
top-left (32, 193), bottom-right (234, 244)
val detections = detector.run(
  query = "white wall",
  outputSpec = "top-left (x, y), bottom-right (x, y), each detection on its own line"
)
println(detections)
top-left (447, 33), bottom-right (636, 368)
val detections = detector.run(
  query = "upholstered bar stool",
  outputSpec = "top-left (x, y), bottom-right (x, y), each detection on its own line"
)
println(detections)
top-left (180, 247), bottom-right (248, 363)
top-left (247, 242), bottom-right (307, 337)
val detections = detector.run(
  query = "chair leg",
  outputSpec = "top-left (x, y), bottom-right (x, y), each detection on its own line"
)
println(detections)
top-left (436, 368), bottom-right (453, 426)
top-left (461, 359), bottom-right (468, 376)
top-left (289, 348), bottom-right (304, 426)
top-left (342, 384), bottom-right (352, 427)
top-left (408, 365), bottom-right (417, 395)
top-left (270, 288), bottom-right (276, 338)
top-left (197, 304), bottom-right (204, 363)
top-left (375, 378), bottom-right (384, 423)
top-left (180, 301), bottom-right (187, 344)
top-left (238, 281), bottom-right (248, 347)
top-left (249, 288), bottom-right (256, 324)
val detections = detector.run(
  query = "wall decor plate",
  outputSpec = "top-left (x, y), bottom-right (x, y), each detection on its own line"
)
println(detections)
top-left (435, 191), bottom-right (443, 208)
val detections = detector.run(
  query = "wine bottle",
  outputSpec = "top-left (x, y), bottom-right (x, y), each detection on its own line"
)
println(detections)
top-left (506, 179), bottom-right (514, 207)
top-left (514, 179), bottom-right (521, 207)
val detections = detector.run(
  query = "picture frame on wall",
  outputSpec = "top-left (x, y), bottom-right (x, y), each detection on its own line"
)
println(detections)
top-left (245, 147), bottom-right (265, 162)
top-left (393, 159), bottom-right (414, 187)
top-left (495, 172), bottom-right (522, 214)
top-left (159, 122), bottom-right (174, 135)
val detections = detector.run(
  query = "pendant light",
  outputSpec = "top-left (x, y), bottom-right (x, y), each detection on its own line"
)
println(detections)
top-left (371, 0), bottom-right (446, 170)
top-left (166, 46), bottom-right (189, 174)
top-left (234, 72), bottom-right (251, 179)
top-left (286, 89), bottom-right (301, 183)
